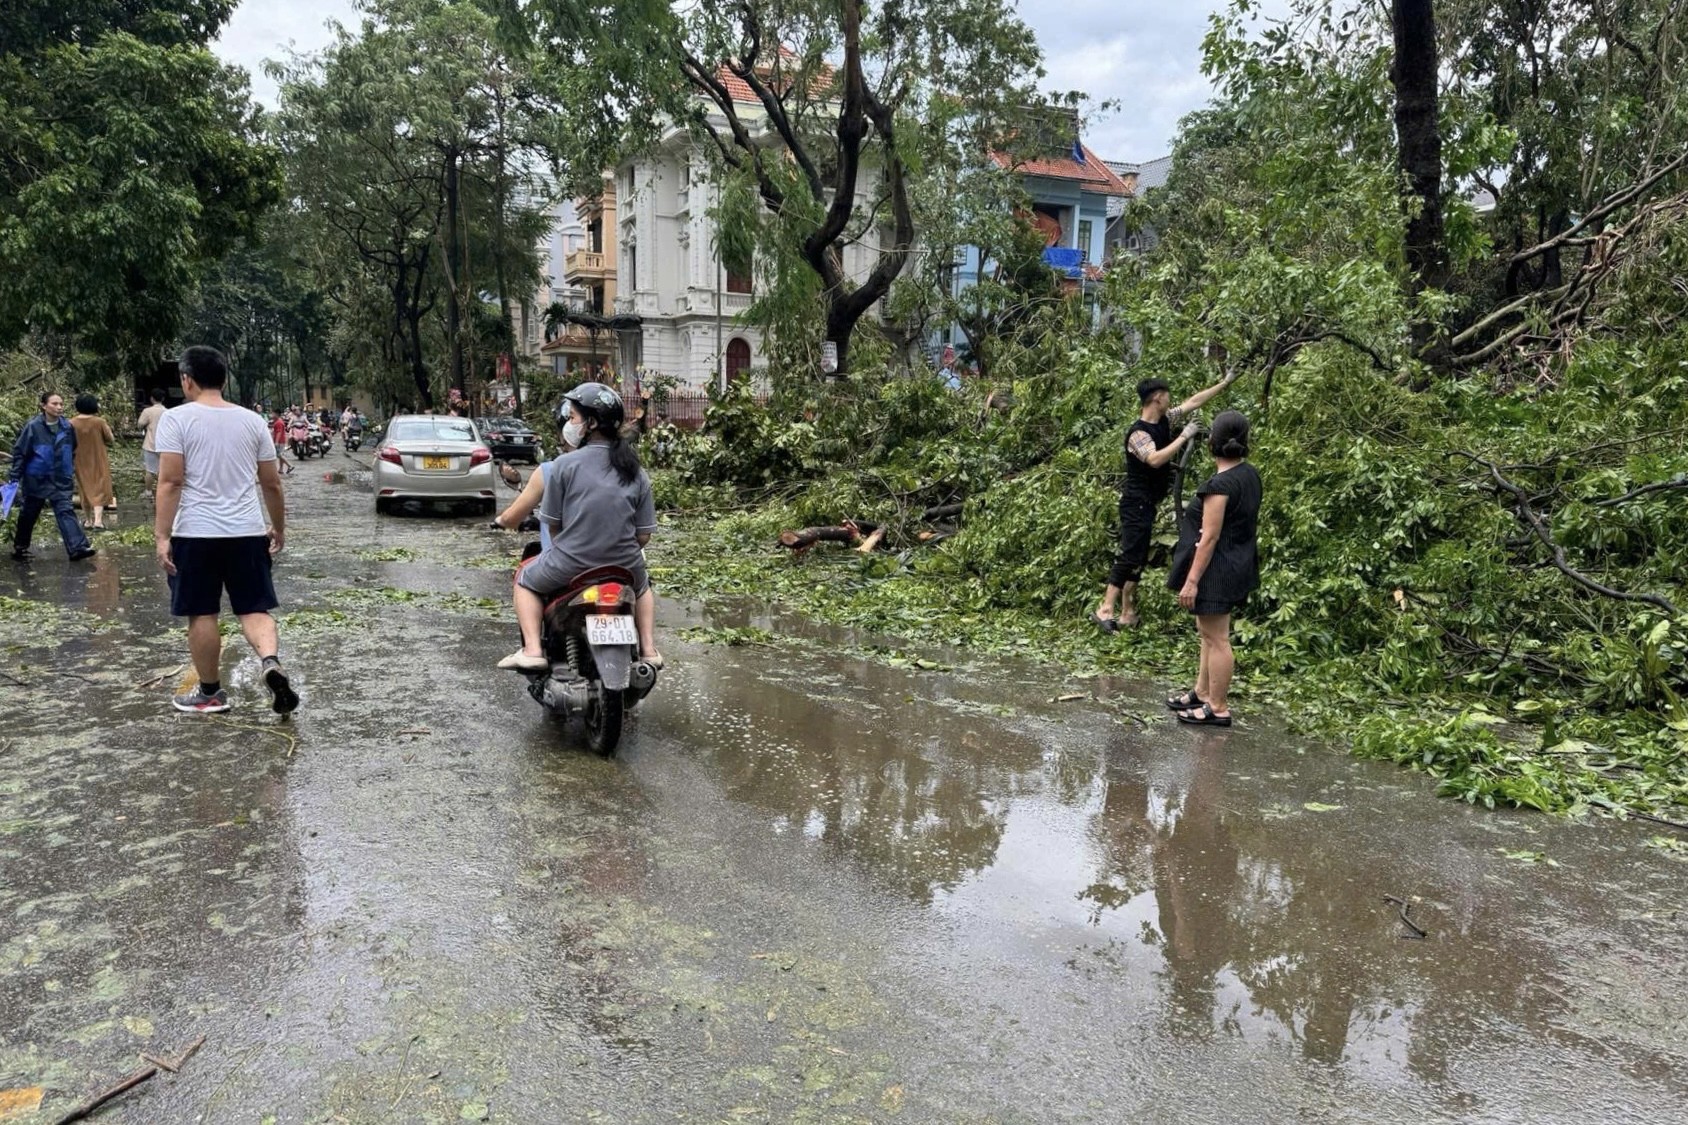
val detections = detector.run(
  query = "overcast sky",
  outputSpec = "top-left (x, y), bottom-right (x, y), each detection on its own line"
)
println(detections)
top-left (216, 0), bottom-right (1291, 162)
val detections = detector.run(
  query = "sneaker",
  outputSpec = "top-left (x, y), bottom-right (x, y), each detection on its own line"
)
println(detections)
top-left (173, 686), bottom-right (231, 714)
top-left (263, 660), bottom-right (300, 715)
top-left (10, 548), bottom-right (33, 561)
top-left (68, 547), bottom-right (97, 561)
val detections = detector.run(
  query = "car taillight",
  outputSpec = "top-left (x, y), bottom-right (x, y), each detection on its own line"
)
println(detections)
top-left (470, 446), bottom-right (491, 465)
top-left (378, 446), bottom-right (401, 464)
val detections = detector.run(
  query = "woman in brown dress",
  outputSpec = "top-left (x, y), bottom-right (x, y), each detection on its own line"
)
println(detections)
top-left (70, 394), bottom-right (115, 531)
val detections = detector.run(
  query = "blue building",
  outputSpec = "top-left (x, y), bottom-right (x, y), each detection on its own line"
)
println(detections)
top-left (933, 142), bottom-right (1134, 359)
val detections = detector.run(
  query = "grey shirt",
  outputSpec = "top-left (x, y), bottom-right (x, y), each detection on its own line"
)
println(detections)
top-left (537, 443), bottom-right (655, 582)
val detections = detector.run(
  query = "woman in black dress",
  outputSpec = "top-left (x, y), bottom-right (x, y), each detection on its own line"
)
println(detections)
top-left (1166, 411), bottom-right (1261, 726)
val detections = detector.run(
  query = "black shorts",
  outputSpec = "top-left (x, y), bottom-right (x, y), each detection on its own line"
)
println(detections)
top-left (168, 536), bottom-right (279, 618)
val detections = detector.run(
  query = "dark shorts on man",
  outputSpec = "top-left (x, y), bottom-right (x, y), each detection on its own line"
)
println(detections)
top-left (168, 536), bottom-right (278, 618)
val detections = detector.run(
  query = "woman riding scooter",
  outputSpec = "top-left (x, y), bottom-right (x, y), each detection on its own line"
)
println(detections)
top-left (499, 383), bottom-right (661, 672)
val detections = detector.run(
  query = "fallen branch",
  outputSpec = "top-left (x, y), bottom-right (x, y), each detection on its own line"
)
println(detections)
top-left (53, 1067), bottom-right (158, 1125)
top-left (1591, 474), bottom-right (1688, 507)
top-left (1451, 451), bottom-right (1681, 616)
top-left (1509, 145), bottom-right (1688, 267)
top-left (855, 526), bottom-right (886, 553)
top-left (779, 526), bottom-right (859, 550)
top-left (139, 1034), bottom-right (205, 1075)
top-left (0, 670), bottom-right (28, 688)
top-left (777, 521), bottom-right (879, 552)
top-left (1627, 809), bottom-right (1688, 833)
top-left (1382, 894), bottom-right (1428, 940)
top-left (920, 502), bottom-right (963, 522)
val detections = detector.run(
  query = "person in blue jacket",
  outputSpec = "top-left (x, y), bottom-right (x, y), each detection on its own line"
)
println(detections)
top-left (8, 391), bottom-right (96, 562)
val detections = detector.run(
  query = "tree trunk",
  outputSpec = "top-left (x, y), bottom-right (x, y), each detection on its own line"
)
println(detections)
top-left (407, 306), bottom-right (432, 410)
top-left (1390, 0), bottom-right (1448, 359)
top-left (443, 151), bottom-right (466, 395)
top-left (825, 306), bottom-right (855, 379)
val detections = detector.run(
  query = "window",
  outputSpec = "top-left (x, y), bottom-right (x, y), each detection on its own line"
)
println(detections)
top-left (627, 244), bottom-right (637, 291)
top-left (725, 252), bottom-right (752, 294)
top-left (725, 338), bottom-right (752, 383)
top-left (1077, 220), bottom-right (1093, 263)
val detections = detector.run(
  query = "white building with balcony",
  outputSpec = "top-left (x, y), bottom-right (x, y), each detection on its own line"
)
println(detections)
top-left (612, 75), bottom-right (887, 392)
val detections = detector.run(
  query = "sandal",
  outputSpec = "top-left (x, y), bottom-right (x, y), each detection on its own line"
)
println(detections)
top-left (1176, 703), bottom-right (1232, 727)
top-left (1089, 612), bottom-right (1119, 635)
top-left (1165, 690), bottom-right (1203, 710)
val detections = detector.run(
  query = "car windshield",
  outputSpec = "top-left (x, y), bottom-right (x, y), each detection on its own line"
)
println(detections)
top-left (389, 419), bottom-right (478, 443)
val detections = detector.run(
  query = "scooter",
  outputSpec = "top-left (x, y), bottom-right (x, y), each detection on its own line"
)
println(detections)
top-left (288, 422), bottom-right (314, 460)
top-left (344, 427), bottom-right (364, 453)
top-left (515, 549), bottom-right (658, 756)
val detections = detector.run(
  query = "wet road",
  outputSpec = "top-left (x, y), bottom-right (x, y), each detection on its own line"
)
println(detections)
top-left (2, 459), bottom-right (1687, 1124)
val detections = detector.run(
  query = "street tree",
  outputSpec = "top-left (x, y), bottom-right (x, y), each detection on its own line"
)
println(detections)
top-left (273, 0), bottom-right (557, 407)
top-left (0, 0), bottom-right (279, 367)
top-left (539, 0), bottom-right (1057, 378)
top-left (1389, 0), bottom-right (1449, 360)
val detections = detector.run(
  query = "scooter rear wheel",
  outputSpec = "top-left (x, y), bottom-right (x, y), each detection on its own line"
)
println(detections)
top-left (584, 685), bottom-right (624, 757)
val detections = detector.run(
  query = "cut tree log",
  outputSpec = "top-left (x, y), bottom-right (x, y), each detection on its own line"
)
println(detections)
top-left (856, 527), bottom-right (886, 553)
top-left (777, 521), bottom-right (881, 552)
top-left (779, 526), bottom-right (860, 550)
top-left (920, 502), bottom-right (963, 522)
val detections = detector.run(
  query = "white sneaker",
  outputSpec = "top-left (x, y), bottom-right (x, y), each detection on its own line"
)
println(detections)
top-left (497, 650), bottom-right (548, 672)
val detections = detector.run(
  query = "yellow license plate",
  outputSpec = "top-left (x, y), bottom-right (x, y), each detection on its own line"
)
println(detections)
top-left (422, 456), bottom-right (450, 470)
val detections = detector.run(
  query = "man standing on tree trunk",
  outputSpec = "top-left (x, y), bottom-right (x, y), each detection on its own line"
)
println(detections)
top-left (1093, 372), bottom-right (1236, 631)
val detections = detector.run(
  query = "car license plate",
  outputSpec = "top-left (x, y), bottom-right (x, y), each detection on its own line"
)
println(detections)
top-left (422, 455), bottom-right (450, 470)
top-left (586, 614), bottom-right (638, 646)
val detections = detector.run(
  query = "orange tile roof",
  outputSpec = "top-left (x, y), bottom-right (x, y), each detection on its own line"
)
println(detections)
top-left (993, 144), bottom-right (1133, 197)
top-left (718, 69), bottom-right (757, 103)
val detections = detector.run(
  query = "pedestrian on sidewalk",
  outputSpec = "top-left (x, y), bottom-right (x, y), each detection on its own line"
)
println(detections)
top-left (1167, 410), bottom-right (1261, 727)
top-left (138, 388), bottom-right (167, 499)
top-left (1093, 369), bottom-right (1237, 631)
top-left (8, 391), bottom-right (96, 562)
top-left (154, 346), bottom-right (299, 716)
top-left (70, 394), bottom-right (115, 531)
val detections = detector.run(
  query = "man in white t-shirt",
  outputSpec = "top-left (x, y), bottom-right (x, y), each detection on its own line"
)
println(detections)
top-left (153, 346), bottom-right (299, 716)
top-left (137, 388), bottom-right (167, 500)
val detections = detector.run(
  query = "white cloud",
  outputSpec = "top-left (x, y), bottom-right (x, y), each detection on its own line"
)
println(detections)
top-left (214, 1), bottom-right (356, 105)
top-left (214, 0), bottom-right (1293, 157)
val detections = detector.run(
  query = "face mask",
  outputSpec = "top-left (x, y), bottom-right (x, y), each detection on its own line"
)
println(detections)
top-left (562, 420), bottom-right (585, 449)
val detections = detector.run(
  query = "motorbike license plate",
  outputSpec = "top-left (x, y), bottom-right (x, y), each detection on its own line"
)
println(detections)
top-left (586, 614), bottom-right (638, 646)
top-left (422, 455), bottom-right (451, 470)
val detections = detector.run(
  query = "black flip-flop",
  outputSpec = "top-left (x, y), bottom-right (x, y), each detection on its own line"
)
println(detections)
top-left (1165, 690), bottom-right (1203, 710)
top-left (1176, 703), bottom-right (1232, 727)
top-left (1089, 612), bottom-right (1119, 635)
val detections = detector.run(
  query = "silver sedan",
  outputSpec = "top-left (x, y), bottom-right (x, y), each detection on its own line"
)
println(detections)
top-left (372, 415), bottom-right (498, 515)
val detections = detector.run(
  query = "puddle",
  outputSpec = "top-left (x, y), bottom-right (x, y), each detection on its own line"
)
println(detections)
top-left (2, 468), bottom-right (1684, 1123)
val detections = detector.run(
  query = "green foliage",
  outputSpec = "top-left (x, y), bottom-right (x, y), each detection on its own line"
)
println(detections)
top-left (646, 1), bottom-right (1688, 825)
top-left (271, 0), bottom-right (561, 409)
top-left (0, 1), bottom-right (280, 365)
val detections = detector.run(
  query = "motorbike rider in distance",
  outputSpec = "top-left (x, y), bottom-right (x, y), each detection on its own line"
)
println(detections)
top-left (499, 383), bottom-right (662, 672)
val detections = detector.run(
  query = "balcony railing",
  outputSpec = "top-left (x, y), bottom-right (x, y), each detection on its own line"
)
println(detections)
top-left (564, 249), bottom-right (610, 279)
